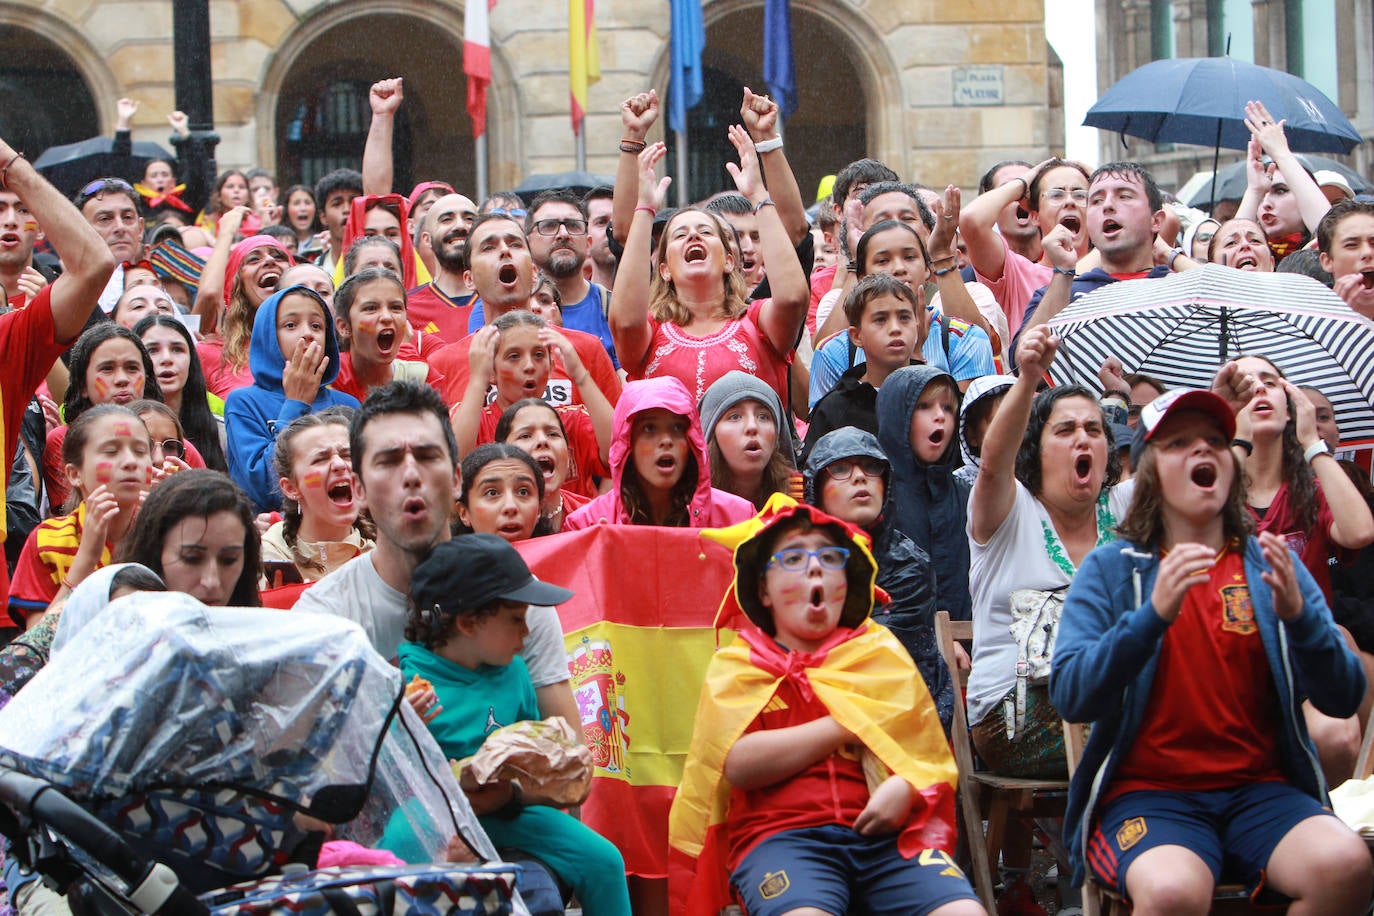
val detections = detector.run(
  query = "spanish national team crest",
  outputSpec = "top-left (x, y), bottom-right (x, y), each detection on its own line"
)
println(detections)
top-left (759, 871), bottom-right (790, 899)
top-left (1220, 583), bottom-right (1257, 635)
top-left (1116, 816), bottom-right (1147, 851)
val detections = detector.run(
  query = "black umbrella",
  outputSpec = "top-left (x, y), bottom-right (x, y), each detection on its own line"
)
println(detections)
top-left (32, 135), bottom-right (173, 198)
top-left (512, 170), bottom-right (614, 201)
top-left (1180, 156), bottom-right (1372, 209)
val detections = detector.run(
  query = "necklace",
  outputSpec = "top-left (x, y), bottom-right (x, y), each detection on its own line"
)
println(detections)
top-left (1040, 493), bottom-right (1117, 577)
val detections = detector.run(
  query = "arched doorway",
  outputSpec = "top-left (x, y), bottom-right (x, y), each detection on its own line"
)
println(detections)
top-left (0, 28), bottom-right (98, 160)
top-left (666, 4), bottom-right (870, 204)
top-left (273, 12), bottom-right (476, 195)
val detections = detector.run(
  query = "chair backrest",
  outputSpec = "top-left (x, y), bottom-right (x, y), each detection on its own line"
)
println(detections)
top-left (935, 611), bottom-right (978, 781)
top-left (1356, 714), bottom-right (1374, 781)
top-left (1063, 720), bottom-right (1090, 780)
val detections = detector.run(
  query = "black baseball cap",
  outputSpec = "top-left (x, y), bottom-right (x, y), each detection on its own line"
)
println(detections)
top-left (411, 534), bottom-right (574, 612)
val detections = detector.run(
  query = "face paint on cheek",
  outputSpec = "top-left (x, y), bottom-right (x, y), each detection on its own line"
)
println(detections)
top-left (92, 377), bottom-right (110, 398)
top-left (95, 461), bottom-right (113, 483)
top-left (303, 471), bottom-right (324, 489)
top-left (355, 315), bottom-right (379, 336)
top-left (22, 221), bottom-right (37, 233)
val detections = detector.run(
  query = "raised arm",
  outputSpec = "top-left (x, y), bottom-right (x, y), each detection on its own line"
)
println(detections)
top-left (362, 78), bottom-right (403, 196)
top-left (970, 327), bottom-right (1056, 543)
top-left (0, 139), bottom-right (114, 341)
top-left (927, 185), bottom-right (995, 336)
top-left (1244, 100), bottom-right (1331, 234)
top-left (739, 87), bottom-right (808, 245)
top-left (1284, 378), bottom-right (1374, 549)
top-left (1013, 225), bottom-right (1077, 349)
top-left (612, 91), bottom-right (659, 246)
top-left (960, 161), bottom-right (1048, 282)
top-left (726, 125), bottom-right (806, 352)
top-left (192, 205), bottom-right (249, 333)
top-left (451, 325), bottom-right (498, 458)
top-left (608, 143), bottom-right (670, 374)
top-left (546, 328), bottom-right (613, 465)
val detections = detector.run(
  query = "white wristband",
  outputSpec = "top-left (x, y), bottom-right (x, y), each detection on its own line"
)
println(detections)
top-left (1303, 440), bottom-right (1330, 464)
top-left (754, 136), bottom-right (784, 154)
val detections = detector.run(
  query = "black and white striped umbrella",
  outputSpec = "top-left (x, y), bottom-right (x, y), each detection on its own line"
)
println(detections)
top-left (1045, 264), bottom-right (1374, 444)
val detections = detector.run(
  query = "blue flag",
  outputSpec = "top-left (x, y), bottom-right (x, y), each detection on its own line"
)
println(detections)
top-left (668, 0), bottom-right (705, 134)
top-left (763, 0), bottom-right (797, 118)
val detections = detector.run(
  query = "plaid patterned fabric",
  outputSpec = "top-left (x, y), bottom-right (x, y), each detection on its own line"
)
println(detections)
top-left (203, 863), bottom-right (519, 915)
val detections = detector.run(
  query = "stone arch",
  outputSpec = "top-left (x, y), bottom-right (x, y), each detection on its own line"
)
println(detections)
top-left (649, 0), bottom-right (905, 201)
top-left (0, 8), bottom-right (116, 155)
top-left (256, 0), bottom-right (519, 196)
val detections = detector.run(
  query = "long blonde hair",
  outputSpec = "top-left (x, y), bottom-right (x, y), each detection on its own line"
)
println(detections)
top-left (648, 207), bottom-right (749, 326)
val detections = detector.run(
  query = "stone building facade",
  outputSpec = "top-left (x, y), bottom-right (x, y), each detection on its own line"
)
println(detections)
top-left (1094, 0), bottom-right (1373, 192)
top-left (0, 0), bottom-right (1064, 202)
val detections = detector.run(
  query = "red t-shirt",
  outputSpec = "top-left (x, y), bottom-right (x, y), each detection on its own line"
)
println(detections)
top-left (474, 401), bottom-right (607, 499)
top-left (332, 353), bottom-right (447, 406)
top-left (7, 503), bottom-right (112, 627)
top-left (724, 672), bottom-right (871, 871)
top-left (430, 326), bottom-right (622, 411)
top-left (406, 283), bottom-right (475, 346)
top-left (0, 288), bottom-right (74, 603)
top-left (634, 299), bottom-right (791, 405)
top-left (1107, 547), bottom-right (1284, 799)
top-left (196, 339), bottom-right (254, 400)
top-left (1249, 481), bottom-right (1339, 603)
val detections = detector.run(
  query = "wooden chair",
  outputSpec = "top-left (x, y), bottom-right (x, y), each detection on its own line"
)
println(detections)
top-left (1063, 721), bottom-right (1254, 915)
top-left (935, 611), bottom-right (1070, 912)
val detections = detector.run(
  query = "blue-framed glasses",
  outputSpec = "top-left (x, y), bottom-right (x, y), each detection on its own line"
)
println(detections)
top-left (767, 546), bottom-right (850, 572)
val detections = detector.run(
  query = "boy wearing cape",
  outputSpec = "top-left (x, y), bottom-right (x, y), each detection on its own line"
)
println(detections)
top-left (668, 495), bottom-right (983, 916)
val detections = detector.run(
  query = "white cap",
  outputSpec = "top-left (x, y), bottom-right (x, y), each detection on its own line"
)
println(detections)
top-left (1313, 170), bottom-right (1355, 200)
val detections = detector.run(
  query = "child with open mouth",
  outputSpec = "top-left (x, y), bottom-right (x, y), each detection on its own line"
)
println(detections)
top-left (260, 408), bottom-right (374, 583)
top-left (329, 267), bottom-right (444, 403)
top-left (451, 309), bottom-right (611, 499)
top-left (1052, 385), bottom-right (1372, 914)
top-left (876, 365), bottom-right (970, 621)
top-left (670, 497), bottom-right (980, 916)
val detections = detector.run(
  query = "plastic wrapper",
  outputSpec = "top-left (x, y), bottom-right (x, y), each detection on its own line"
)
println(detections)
top-left (460, 717), bottom-right (592, 808)
top-left (0, 592), bottom-right (498, 869)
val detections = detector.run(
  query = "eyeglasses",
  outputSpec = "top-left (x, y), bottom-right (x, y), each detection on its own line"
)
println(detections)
top-left (532, 218), bottom-right (588, 237)
top-left (1042, 188), bottom-right (1088, 204)
top-left (487, 207), bottom-right (526, 219)
top-left (767, 546), bottom-right (850, 572)
top-left (823, 457), bottom-right (886, 480)
top-left (76, 178), bottom-right (138, 207)
top-left (158, 438), bottom-right (185, 459)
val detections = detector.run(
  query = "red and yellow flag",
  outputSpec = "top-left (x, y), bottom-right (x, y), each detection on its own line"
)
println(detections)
top-left (515, 524), bottom-right (737, 877)
top-left (568, 0), bottom-right (601, 134)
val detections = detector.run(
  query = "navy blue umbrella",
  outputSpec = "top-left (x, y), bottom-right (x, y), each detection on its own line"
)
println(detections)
top-left (1084, 57), bottom-right (1362, 155)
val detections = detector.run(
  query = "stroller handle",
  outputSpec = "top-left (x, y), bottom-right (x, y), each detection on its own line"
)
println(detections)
top-left (0, 769), bottom-right (210, 915)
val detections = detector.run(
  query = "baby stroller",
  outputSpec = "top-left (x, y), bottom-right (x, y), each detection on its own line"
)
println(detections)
top-left (0, 592), bottom-right (526, 915)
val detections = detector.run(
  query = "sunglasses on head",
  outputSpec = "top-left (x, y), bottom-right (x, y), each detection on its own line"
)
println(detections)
top-left (76, 178), bottom-right (138, 208)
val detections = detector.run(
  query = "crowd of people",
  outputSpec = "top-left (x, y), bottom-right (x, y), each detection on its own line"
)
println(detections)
top-left (0, 73), bottom-right (1372, 915)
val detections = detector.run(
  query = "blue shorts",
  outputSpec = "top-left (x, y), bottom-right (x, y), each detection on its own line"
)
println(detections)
top-left (730, 823), bottom-right (979, 916)
top-left (1088, 782), bottom-right (1334, 899)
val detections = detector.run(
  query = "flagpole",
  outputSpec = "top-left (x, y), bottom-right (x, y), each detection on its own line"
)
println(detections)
top-left (476, 134), bottom-right (488, 203)
top-left (675, 124), bottom-right (689, 208)
top-left (576, 130), bottom-right (586, 172)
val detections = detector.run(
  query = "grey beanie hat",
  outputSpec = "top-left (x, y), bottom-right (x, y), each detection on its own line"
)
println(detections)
top-left (698, 371), bottom-right (786, 441)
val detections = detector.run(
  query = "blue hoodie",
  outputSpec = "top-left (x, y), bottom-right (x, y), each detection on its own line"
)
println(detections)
top-left (802, 426), bottom-right (952, 731)
top-left (876, 365), bottom-right (970, 620)
top-left (1051, 536), bottom-right (1365, 888)
top-left (224, 285), bottom-right (358, 512)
